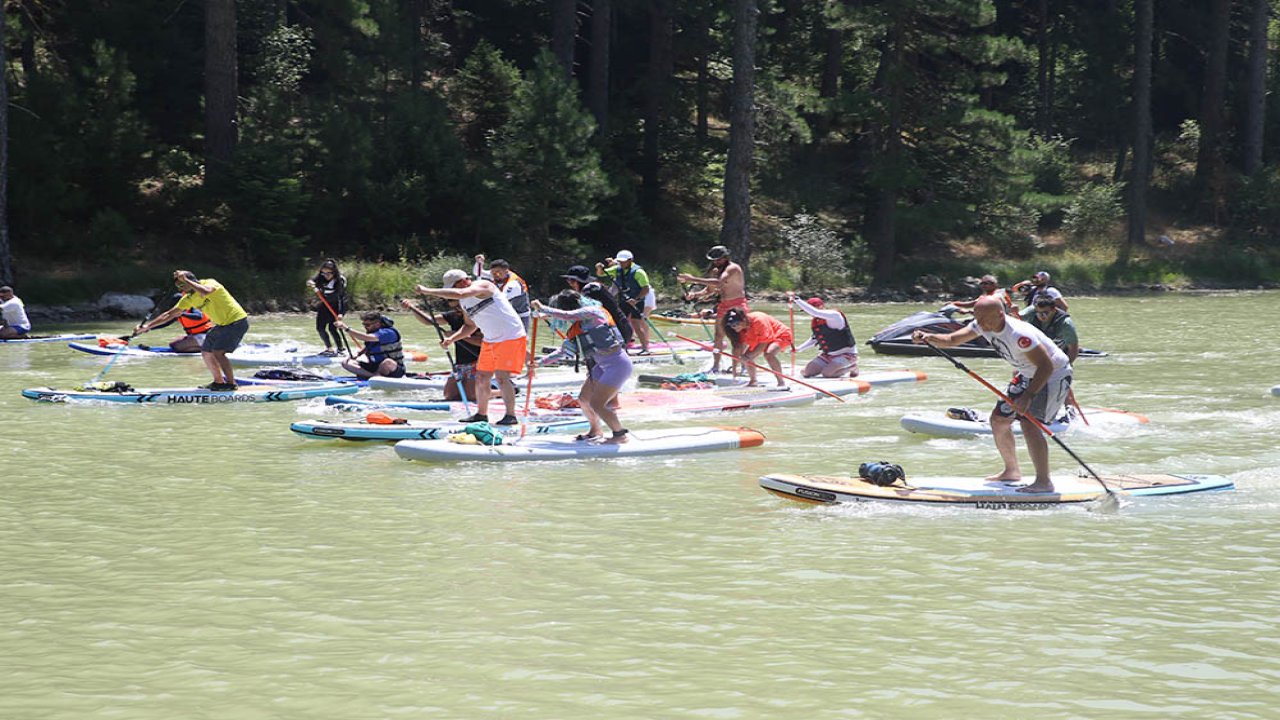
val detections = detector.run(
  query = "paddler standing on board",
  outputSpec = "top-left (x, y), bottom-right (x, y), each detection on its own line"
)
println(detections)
top-left (415, 269), bottom-right (527, 426)
top-left (677, 245), bottom-right (746, 374)
top-left (532, 290), bottom-right (633, 444)
top-left (473, 254), bottom-right (532, 334)
top-left (912, 297), bottom-right (1073, 494)
top-left (136, 271), bottom-right (250, 390)
top-left (788, 292), bottom-right (859, 378)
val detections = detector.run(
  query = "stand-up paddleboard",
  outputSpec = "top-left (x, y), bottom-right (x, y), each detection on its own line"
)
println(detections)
top-left (2, 333), bottom-right (97, 344)
top-left (22, 381), bottom-right (358, 405)
top-left (367, 370), bottom-right (587, 393)
top-left (328, 384), bottom-right (817, 416)
top-left (759, 472), bottom-right (1234, 509)
top-left (650, 313), bottom-right (717, 327)
top-left (228, 347), bottom-right (336, 367)
top-left (395, 426), bottom-right (765, 462)
top-left (900, 406), bottom-right (1149, 438)
top-left (635, 370), bottom-right (924, 397)
top-left (291, 415), bottom-right (590, 441)
top-left (69, 340), bottom-right (282, 358)
top-left (620, 385), bottom-right (818, 413)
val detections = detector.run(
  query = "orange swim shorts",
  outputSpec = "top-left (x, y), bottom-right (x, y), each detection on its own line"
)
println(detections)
top-left (476, 336), bottom-right (527, 374)
top-left (716, 296), bottom-right (750, 317)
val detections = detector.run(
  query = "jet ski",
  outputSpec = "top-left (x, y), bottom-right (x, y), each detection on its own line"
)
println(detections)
top-left (867, 305), bottom-right (1106, 358)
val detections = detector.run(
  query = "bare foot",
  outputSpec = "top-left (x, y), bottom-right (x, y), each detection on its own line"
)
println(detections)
top-left (985, 472), bottom-right (1021, 483)
top-left (1016, 483), bottom-right (1056, 494)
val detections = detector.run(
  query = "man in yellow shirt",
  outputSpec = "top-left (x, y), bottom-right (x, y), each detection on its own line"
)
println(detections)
top-left (136, 270), bottom-right (251, 390)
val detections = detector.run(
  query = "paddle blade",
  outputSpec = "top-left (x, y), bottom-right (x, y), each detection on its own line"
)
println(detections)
top-left (1087, 491), bottom-right (1121, 514)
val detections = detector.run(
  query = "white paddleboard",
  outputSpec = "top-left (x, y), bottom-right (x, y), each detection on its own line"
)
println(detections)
top-left (900, 406), bottom-right (1149, 438)
top-left (395, 426), bottom-right (765, 462)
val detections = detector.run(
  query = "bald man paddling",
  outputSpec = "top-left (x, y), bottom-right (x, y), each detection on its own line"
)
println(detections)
top-left (913, 297), bottom-right (1073, 494)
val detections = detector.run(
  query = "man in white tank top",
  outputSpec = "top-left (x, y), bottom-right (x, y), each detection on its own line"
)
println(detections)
top-left (913, 297), bottom-right (1073, 494)
top-left (414, 270), bottom-right (528, 425)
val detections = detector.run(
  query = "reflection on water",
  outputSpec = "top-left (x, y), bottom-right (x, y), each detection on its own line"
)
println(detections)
top-left (2, 295), bottom-right (1278, 718)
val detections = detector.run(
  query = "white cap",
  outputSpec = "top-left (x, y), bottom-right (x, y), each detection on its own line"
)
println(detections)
top-left (442, 269), bottom-right (468, 287)
top-left (616, 250), bottom-right (634, 262)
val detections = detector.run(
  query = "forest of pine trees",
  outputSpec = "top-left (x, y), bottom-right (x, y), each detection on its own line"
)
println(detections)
top-left (2, 0), bottom-right (1279, 290)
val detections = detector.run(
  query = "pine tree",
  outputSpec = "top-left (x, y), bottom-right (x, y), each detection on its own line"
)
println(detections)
top-left (489, 50), bottom-right (614, 259)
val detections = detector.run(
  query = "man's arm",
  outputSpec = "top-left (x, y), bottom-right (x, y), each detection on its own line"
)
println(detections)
top-left (136, 306), bottom-right (184, 333)
top-left (912, 324), bottom-right (980, 348)
top-left (415, 281), bottom-right (494, 301)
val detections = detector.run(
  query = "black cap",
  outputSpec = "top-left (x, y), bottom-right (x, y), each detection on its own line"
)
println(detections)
top-left (561, 265), bottom-right (594, 283)
top-left (706, 245), bottom-right (730, 260)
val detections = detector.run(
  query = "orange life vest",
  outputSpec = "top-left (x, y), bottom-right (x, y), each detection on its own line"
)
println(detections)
top-left (179, 310), bottom-right (214, 335)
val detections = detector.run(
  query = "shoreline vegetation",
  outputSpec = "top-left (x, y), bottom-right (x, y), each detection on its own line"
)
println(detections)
top-left (19, 250), bottom-right (1278, 326)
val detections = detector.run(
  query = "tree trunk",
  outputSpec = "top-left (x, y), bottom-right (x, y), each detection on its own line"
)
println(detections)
top-left (551, 0), bottom-right (578, 77)
top-left (819, 28), bottom-right (843, 100)
top-left (587, 0), bottom-right (612, 130)
top-left (1193, 0), bottom-right (1231, 195)
top-left (719, 0), bottom-right (758, 276)
top-left (695, 18), bottom-right (710, 145)
top-left (1035, 0), bottom-right (1052, 136)
top-left (1123, 0), bottom-right (1154, 267)
top-left (1242, 0), bottom-right (1269, 176)
top-left (0, 5), bottom-right (11, 286)
top-left (641, 0), bottom-right (673, 215)
top-left (204, 0), bottom-right (238, 187)
top-left (862, 17), bottom-right (904, 290)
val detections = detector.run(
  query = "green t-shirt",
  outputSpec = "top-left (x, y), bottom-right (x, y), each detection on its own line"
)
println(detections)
top-left (176, 279), bottom-right (248, 326)
top-left (602, 264), bottom-right (650, 300)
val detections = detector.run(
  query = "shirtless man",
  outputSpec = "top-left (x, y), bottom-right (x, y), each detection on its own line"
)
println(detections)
top-left (912, 297), bottom-right (1073, 494)
top-left (677, 245), bottom-right (746, 373)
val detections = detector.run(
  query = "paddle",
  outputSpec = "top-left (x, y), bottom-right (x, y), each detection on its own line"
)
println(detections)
top-left (922, 340), bottom-right (1118, 513)
top-left (1067, 388), bottom-right (1090, 426)
top-left (89, 309), bottom-right (154, 386)
top-left (521, 314), bottom-right (539, 440)
top-left (642, 315), bottom-right (685, 365)
top-left (673, 334), bottom-right (847, 403)
top-left (788, 298), bottom-right (796, 375)
top-left (313, 288), bottom-right (359, 358)
top-left (424, 302), bottom-right (472, 416)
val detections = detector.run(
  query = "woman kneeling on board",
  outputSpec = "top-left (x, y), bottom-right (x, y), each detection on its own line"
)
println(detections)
top-left (723, 308), bottom-right (793, 389)
top-left (532, 291), bottom-right (633, 444)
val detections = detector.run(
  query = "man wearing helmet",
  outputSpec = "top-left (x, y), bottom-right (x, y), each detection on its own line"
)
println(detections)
top-left (677, 245), bottom-right (747, 373)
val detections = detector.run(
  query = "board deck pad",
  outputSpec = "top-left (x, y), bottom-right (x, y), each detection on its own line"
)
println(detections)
top-left (759, 472), bottom-right (1234, 508)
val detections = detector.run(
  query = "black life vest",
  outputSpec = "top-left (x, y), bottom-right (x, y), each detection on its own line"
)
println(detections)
top-left (567, 310), bottom-right (624, 356)
top-left (811, 313), bottom-right (855, 353)
top-left (582, 282), bottom-right (634, 344)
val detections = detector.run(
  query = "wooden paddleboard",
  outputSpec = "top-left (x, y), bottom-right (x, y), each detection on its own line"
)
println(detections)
top-left (759, 472), bottom-right (1234, 509)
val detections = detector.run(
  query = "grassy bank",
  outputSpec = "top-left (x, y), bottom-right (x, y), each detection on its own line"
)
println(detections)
top-left (12, 241), bottom-right (1278, 310)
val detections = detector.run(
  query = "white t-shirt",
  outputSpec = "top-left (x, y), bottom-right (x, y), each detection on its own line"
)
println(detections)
top-left (968, 315), bottom-right (1070, 379)
top-left (1, 296), bottom-right (30, 328)
top-left (460, 282), bottom-right (527, 343)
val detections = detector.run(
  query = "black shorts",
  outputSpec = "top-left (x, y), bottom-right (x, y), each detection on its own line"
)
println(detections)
top-left (203, 318), bottom-right (249, 352)
top-left (360, 360), bottom-right (407, 378)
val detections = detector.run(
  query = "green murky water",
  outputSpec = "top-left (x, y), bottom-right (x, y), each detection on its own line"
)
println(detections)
top-left (3, 292), bottom-right (1278, 718)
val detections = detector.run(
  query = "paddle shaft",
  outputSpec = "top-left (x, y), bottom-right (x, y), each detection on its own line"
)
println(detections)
top-left (923, 340), bottom-right (1114, 498)
top-left (521, 315), bottom-right (539, 439)
top-left (314, 288), bottom-right (359, 358)
top-left (93, 309), bottom-right (155, 383)
top-left (788, 301), bottom-right (796, 374)
top-left (673, 334), bottom-right (846, 403)
top-left (425, 303), bottom-right (472, 415)
top-left (642, 315), bottom-right (684, 365)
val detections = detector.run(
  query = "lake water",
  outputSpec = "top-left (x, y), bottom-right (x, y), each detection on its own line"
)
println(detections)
top-left (3, 293), bottom-right (1278, 718)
